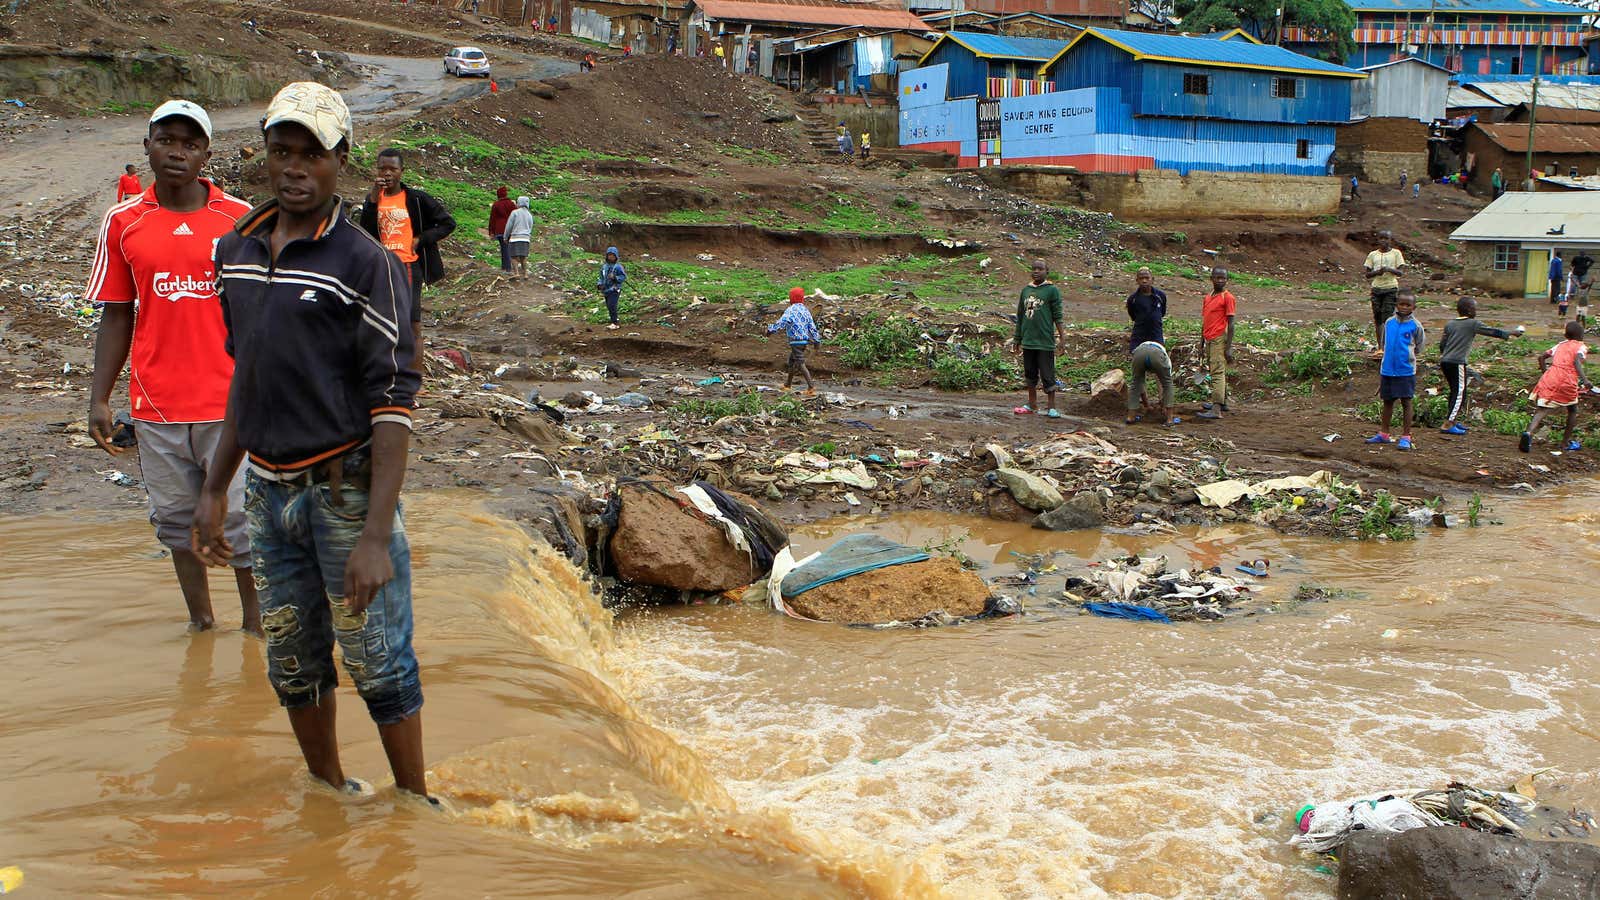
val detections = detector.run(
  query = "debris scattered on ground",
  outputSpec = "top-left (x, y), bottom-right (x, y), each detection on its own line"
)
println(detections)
top-left (772, 533), bottom-right (1000, 626)
top-left (1291, 775), bottom-right (1594, 855)
top-left (1061, 554), bottom-right (1254, 622)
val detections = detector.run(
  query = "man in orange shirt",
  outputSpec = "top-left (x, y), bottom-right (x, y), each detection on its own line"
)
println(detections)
top-left (117, 164), bottom-right (142, 201)
top-left (1197, 267), bottom-right (1236, 420)
top-left (87, 100), bottom-right (259, 634)
top-left (358, 148), bottom-right (455, 347)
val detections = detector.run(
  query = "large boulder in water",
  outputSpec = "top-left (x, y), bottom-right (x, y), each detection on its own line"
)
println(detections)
top-left (1338, 827), bottom-right (1600, 900)
top-left (610, 483), bottom-right (767, 592)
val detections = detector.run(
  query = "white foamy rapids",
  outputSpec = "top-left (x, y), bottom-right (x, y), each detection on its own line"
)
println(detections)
top-left (614, 490), bottom-right (1600, 899)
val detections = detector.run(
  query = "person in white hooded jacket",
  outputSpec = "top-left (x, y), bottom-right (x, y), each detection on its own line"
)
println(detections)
top-left (504, 196), bottom-right (533, 279)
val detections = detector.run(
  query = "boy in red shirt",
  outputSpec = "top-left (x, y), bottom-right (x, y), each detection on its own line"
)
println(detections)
top-left (87, 99), bottom-right (260, 635)
top-left (117, 164), bottom-right (142, 201)
top-left (1197, 267), bottom-right (1236, 420)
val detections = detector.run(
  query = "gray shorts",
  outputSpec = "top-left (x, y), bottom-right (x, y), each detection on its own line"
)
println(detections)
top-left (134, 421), bottom-right (251, 567)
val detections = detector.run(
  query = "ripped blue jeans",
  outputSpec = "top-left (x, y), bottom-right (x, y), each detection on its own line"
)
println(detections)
top-left (244, 466), bottom-right (423, 725)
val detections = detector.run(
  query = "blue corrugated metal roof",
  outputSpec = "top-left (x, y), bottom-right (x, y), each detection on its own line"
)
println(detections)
top-left (1051, 27), bottom-right (1365, 77)
top-left (1346, 0), bottom-right (1591, 13)
top-left (926, 31), bottom-right (1070, 62)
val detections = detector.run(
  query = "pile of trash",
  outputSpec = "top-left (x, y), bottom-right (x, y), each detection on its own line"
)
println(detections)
top-left (1291, 777), bottom-right (1595, 855)
top-left (1060, 554), bottom-right (1256, 623)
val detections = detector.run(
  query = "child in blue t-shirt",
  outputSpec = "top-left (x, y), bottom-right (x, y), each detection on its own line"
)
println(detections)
top-left (1367, 290), bottom-right (1426, 450)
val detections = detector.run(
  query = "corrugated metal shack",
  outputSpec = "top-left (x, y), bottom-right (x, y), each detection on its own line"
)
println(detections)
top-left (1351, 57), bottom-right (1451, 122)
top-left (1463, 121), bottom-right (1600, 192)
top-left (900, 27), bottom-right (1363, 174)
top-left (916, 32), bottom-right (1071, 100)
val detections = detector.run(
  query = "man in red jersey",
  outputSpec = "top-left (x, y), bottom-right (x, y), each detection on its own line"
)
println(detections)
top-left (87, 99), bottom-right (261, 635)
top-left (117, 164), bottom-right (142, 201)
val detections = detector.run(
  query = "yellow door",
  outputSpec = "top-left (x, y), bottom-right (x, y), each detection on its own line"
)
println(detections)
top-left (1525, 249), bottom-right (1549, 297)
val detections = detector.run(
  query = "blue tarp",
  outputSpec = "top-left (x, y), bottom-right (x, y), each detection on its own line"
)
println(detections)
top-left (781, 534), bottom-right (930, 599)
top-left (1083, 602), bottom-right (1172, 623)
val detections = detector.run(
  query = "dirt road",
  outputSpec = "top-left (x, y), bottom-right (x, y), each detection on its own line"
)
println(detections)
top-left (0, 49), bottom-right (573, 231)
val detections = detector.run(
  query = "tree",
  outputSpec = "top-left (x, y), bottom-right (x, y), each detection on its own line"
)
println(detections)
top-left (1173, 0), bottom-right (1357, 62)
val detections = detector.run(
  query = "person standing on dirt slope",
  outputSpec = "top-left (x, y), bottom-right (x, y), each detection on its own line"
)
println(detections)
top-left (767, 286), bottom-right (822, 395)
top-left (1492, 167), bottom-right (1505, 198)
top-left (117, 163), bottom-right (142, 201)
top-left (1364, 230), bottom-right (1406, 354)
top-left (598, 246), bottom-right (626, 329)
top-left (1009, 259), bottom-right (1064, 418)
top-left (1365, 289), bottom-right (1424, 451)
top-left (1438, 297), bottom-right (1520, 436)
top-left (1126, 265), bottom-right (1167, 352)
top-left (1349, 174), bottom-right (1360, 200)
top-left (1521, 320), bottom-right (1592, 453)
top-left (1126, 266), bottom-right (1176, 426)
top-left (1399, 169), bottom-right (1408, 191)
top-left (1197, 267), bottom-right (1235, 420)
top-left (488, 186), bottom-right (515, 273)
top-left (86, 99), bottom-right (260, 636)
top-left (359, 147), bottom-right (456, 349)
top-left (195, 81), bottom-right (434, 806)
top-left (504, 196), bottom-right (533, 279)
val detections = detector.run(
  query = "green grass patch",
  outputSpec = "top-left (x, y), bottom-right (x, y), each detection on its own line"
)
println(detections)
top-left (1308, 281), bottom-right (1351, 293)
top-left (674, 390), bottom-right (810, 422)
top-left (720, 144), bottom-right (786, 166)
top-left (1282, 334), bottom-right (1354, 382)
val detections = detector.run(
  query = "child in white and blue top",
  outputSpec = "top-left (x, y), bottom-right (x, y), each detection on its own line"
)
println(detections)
top-left (766, 287), bottom-right (822, 394)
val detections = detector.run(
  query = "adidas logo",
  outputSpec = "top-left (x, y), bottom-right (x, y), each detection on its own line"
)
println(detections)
top-left (172, 222), bottom-right (194, 236)
top-left (298, 289), bottom-right (319, 303)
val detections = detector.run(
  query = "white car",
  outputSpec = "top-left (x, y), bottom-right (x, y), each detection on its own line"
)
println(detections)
top-left (444, 46), bottom-right (491, 77)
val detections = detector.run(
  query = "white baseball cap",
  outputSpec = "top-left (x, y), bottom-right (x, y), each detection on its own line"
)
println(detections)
top-left (262, 81), bottom-right (353, 151)
top-left (149, 99), bottom-right (213, 141)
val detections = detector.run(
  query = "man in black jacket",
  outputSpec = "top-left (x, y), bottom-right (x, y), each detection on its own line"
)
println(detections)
top-left (359, 147), bottom-right (455, 346)
top-left (195, 82), bottom-right (432, 804)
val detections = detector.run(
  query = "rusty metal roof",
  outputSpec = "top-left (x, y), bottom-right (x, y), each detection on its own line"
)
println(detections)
top-left (1473, 122), bottom-right (1600, 154)
top-left (692, 0), bottom-right (931, 29)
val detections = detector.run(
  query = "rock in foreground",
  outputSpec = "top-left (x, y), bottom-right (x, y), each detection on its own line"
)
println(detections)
top-left (610, 483), bottom-right (756, 592)
top-left (1339, 827), bottom-right (1600, 900)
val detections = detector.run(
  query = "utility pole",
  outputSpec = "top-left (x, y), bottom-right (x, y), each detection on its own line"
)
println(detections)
top-left (1422, 0), bottom-right (1437, 63)
top-left (1525, 38), bottom-right (1543, 191)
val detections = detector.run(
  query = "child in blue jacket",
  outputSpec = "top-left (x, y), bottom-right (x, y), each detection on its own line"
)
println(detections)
top-left (766, 287), bottom-right (822, 394)
top-left (598, 246), bottom-right (626, 329)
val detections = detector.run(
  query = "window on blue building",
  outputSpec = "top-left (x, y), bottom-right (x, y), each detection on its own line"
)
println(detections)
top-left (1272, 77), bottom-right (1303, 99)
top-left (1183, 73), bottom-right (1211, 95)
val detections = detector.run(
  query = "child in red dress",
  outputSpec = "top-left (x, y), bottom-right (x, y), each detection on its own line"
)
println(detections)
top-left (1521, 321), bottom-right (1592, 453)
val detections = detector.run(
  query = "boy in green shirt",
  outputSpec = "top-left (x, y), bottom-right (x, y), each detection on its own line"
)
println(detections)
top-left (1008, 260), bottom-right (1065, 418)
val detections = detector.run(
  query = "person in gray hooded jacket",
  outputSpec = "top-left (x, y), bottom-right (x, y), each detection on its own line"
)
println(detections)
top-left (504, 196), bottom-right (533, 279)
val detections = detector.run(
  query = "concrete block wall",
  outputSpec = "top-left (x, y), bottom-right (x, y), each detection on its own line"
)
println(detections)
top-left (1461, 243), bottom-right (1526, 296)
top-left (815, 100), bottom-right (901, 149)
top-left (1335, 150), bottom-right (1429, 185)
top-left (979, 167), bottom-right (1342, 218)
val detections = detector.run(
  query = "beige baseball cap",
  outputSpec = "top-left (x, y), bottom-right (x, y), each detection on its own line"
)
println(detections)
top-left (149, 99), bottom-right (213, 140)
top-left (262, 81), bottom-right (353, 150)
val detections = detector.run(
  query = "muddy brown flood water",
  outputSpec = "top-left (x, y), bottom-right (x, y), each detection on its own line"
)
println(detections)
top-left (4, 488), bottom-right (1599, 898)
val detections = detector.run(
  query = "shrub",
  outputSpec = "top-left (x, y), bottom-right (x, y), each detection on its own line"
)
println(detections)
top-left (836, 314), bottom-right (922, 370)
top-left (932, 347), bottom-right (1018, 391)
